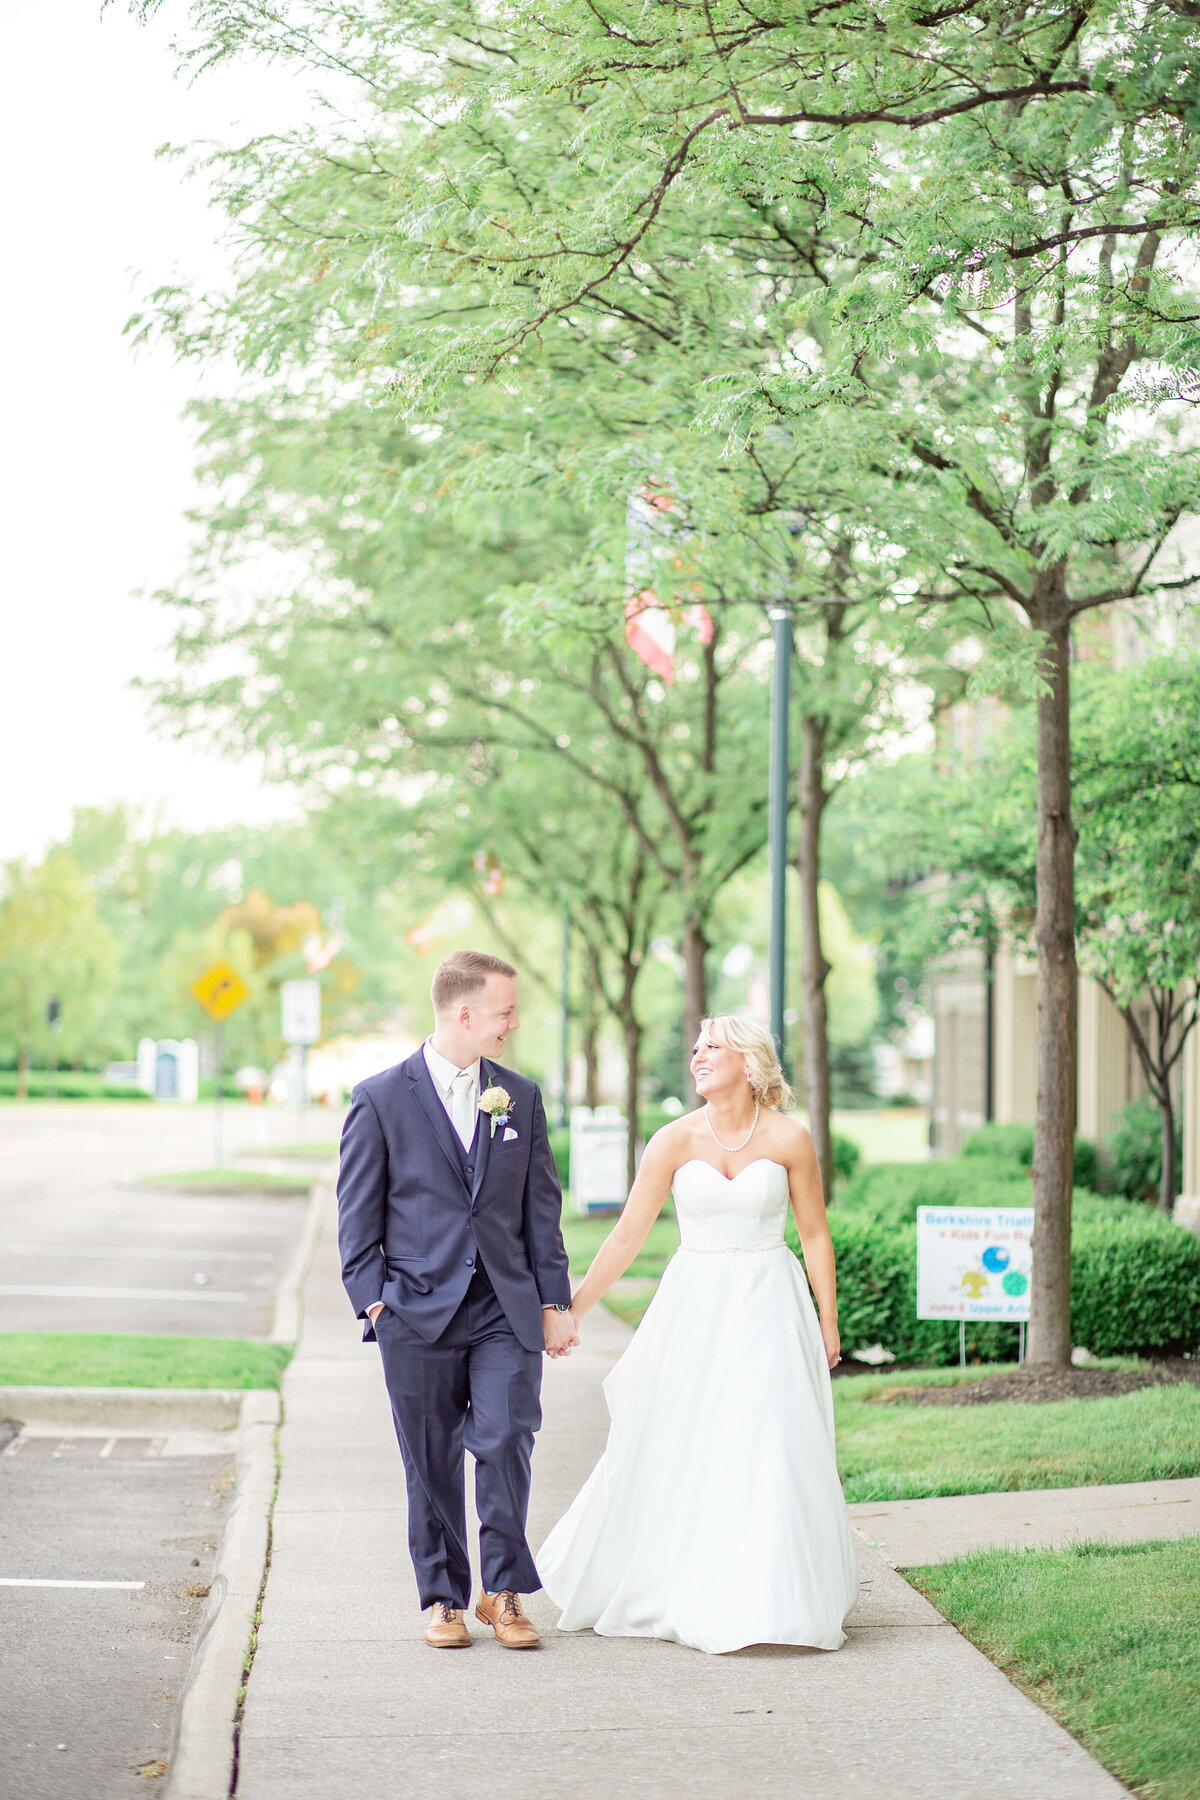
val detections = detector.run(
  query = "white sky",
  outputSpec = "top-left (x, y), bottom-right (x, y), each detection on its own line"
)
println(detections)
top-left (0, 0), bottom-right (327, 862)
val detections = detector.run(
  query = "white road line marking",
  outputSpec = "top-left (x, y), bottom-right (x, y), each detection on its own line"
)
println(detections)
top-left (7, 1245), bottom-right (275, 1263)
top-left (99, 1439), bottom-right (116, 1459)
top-left (0, 1284), bottom-right (249, 1303)
top-left (0, 1578), bottom-right (145, 1589)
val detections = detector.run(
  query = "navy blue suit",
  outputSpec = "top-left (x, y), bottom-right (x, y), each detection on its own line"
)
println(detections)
top-left (337, 1049), bottom-right (571, 1607)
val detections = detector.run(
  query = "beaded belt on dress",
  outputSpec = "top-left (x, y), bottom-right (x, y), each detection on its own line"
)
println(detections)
top-left (677, 1241), bottom-right (786, 1256)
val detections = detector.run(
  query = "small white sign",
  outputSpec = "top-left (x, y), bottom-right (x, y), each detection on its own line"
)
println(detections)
top-left (570, 1106), bottom-right (629, 1215)
top-left (916, 1206), bottom-right (1033, 1321)
top-left (281, 979), bottom-right (321, 1046)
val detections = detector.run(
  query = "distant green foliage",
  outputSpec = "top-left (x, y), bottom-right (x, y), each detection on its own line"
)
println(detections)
top-left (548, 1126), bottom-right (570, 1190)
top-left (1108, 1095), bottom-right (1182, 1203)
top-left (843, 1157), bottom-right (1032, 1228)
top-left (831, 1131), bottom-right (862, 1185)
top-left (961, 1123), bottom-right (1102, 1193)
top-left (0, 1071), bottom-right (151, 1101)
top-left (961, 1123), bottom-right (1036, 1166)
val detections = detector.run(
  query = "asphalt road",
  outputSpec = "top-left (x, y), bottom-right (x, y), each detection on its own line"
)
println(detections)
top-left (1, 1435), bottom-right (231, 1800)
top-left (0, 1103), bottom-right (343, 1339)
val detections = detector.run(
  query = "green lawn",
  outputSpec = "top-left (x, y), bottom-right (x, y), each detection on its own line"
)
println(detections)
top-left (560, 1209), bottom-right (680, 1280)
top-left (238, 1141), bottom-right (340, 1159)
top-left (829, 1107), bottom-right (929, 1164)
top-left (911, 1537), bottom-right (1200, 1800)
top-left (0, 1333), bottom-right (293, 1390)
top-left (137, 1167), bottom-right (313, 1195)
top-left (835, 1368), bottom-right (1200, 1500)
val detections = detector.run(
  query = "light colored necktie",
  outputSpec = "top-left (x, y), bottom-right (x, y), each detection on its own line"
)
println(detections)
top-left (449, 1069), bottom-right (475, 1149)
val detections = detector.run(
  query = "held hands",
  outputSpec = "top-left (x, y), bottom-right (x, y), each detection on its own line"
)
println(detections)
top-left (543, 1307), bottom-right (580, 1358)
top-left (820, 1314), bottom-right (841, 1372)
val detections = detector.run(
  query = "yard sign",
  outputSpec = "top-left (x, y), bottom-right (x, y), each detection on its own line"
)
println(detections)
top-left (916, 1206), bottom-right (1034, 1322)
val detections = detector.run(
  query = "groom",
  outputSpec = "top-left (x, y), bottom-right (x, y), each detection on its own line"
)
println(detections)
top-left (337, 949), bottom-right (578, 1649)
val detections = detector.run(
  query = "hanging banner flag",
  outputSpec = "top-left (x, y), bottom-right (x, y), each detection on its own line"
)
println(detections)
top-left (624, 484), bottom-right (713, 685)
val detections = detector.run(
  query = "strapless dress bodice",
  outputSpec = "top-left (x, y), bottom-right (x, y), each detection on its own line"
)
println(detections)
top-left (671, 1158), bottom-right (790, 1253)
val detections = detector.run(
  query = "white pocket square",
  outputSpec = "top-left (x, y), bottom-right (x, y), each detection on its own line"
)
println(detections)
top-left (503, 1127), bottom-right (519, 1141)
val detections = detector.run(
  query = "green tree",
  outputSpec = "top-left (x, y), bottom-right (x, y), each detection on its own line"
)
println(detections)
top-left (1073, 659), bottom-right (1200, 1213)
top-left (0, 850), bottom-right (118, 1091)
top-left (131, 0), bottom-right (1200, 1358)
top-left (886, 655), bottom-right (1200, 1215)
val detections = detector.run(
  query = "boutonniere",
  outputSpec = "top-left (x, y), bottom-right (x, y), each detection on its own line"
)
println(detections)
top-left (478, 1082), bottom-right (513, 1138)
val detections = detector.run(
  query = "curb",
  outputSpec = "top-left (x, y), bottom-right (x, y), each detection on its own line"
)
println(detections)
top-left (0, 1386), bottom-right (275, 1433)
top-left (164, 1390), bottom-right (279, 1800)
top-left (271, 1168), bottom-right (334, 1344)
top-left (163, 1167), bottom-right (334, 1799)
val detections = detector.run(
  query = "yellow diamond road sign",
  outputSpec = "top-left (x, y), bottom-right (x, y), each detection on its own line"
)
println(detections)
top-left (190, 961), bottom-right (252, 1023)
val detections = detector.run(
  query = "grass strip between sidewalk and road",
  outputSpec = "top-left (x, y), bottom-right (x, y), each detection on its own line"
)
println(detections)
top-left (0, 1333), bottom-right (293, 1389)
top-left (137, 1167), bottom-right (313, 1195)
top-left (835, 1368), bottom-right (1200, 1500)
top-left (237, 1141), bottom-right (340, 1159)
top-left (909, 1536), bottom-right (1200, 1800)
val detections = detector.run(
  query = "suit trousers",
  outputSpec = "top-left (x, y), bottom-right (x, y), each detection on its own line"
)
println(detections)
top-left (375, 1265), bottom-right (544, 1609)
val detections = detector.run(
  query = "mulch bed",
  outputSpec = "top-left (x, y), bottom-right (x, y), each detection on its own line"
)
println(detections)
top-left (872, 1358), bottom-right (1200, 1406)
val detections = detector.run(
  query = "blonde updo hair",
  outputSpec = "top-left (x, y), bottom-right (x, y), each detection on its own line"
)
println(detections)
top-left (699, 1014), bottom-right (794, 1111)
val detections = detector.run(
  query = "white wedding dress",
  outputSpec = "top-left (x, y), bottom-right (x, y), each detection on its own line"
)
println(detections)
top-left (537, 1158), bottom-right (860, 1653)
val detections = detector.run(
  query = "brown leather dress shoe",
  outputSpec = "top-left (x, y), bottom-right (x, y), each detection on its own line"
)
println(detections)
top-left (475, 1589), bottom-right (541, 1649)
top-left (425, 1603), bottom-right (471, 1648)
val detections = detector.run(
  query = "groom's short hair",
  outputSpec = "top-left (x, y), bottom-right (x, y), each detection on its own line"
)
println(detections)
top-left (431, 949), bottom-right (517, 1013)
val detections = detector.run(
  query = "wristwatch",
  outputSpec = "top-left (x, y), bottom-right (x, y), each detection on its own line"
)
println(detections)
top-left (544, 1302), bottom-right (573, 1312)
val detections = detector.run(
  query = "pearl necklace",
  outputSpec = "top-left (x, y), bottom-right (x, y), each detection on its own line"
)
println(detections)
top-left (704, 1102), bottom-right (759, 1154)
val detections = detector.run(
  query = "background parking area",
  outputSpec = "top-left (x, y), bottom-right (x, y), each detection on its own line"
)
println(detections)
top-left (0, 1103), bottom-right (339, 1339)
top-left (1, 1432), bottom-right (231, 1800)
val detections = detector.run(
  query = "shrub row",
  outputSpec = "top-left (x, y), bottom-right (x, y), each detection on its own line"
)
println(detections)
top-left (801, 1164), bottom-right (1200, 1363)
top-left (961, 1121), bottom-right (1102, 1194)
top-left (0, 1072), bottom-right (152, 1101)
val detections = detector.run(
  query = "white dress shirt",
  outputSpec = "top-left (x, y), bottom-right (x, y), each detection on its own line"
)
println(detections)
top-left (422, 1040), bottom-right (480, 1150)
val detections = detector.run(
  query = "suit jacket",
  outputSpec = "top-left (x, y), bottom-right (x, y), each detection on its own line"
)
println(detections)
top-left (336, 1048), bottom-right (571, 1353)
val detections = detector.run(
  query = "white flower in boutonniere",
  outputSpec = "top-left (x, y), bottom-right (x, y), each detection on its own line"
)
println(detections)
top-left (478, 1083), bottom-right (513, 1138)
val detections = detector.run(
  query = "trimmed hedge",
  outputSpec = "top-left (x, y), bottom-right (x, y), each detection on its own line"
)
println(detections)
top-left (0, 1072), bottom-right (152, 1101)
top-left (812, 1163), bottom-right (1200, 1363)
top-left (844, 1158), bottom-right (1033, 1226)
top-left (961, 1121), bottom-right (1102, 1193)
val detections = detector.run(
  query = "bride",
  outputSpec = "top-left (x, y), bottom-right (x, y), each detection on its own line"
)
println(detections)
top-left (537, 1014), bottom-right (860, 1654)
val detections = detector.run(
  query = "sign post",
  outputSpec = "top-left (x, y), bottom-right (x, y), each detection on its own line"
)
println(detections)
top-left (46, 997), bottom-right (62, 1101)
top-left (916, 1206), bottom-right (1033, 1368)
top-left (190, 961), bottom-right (252, 1166)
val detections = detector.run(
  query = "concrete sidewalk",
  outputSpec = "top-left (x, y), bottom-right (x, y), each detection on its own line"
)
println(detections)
top-left (851, 1476), bottom-right (1200, 1569)
top-left (235, 1195), bottom-right (1129, 1799)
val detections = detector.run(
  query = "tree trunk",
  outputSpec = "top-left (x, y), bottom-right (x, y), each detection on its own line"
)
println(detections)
top-left (1160, 1087), bottom-right (1178, 1215)
top-left (581, 1005), bottom-right (600, 1109)
top-left (797, 713), bottom-right (834, 1204)
top-left (1028, 618), bottom-right (1078, 1366)
top-left (622, 1013), bottom-right (640, 1192)
top-left (681, 917), bottom-right (709, 1101)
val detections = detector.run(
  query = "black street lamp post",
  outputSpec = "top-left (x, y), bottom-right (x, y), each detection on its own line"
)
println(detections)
top-left (767, 606), bottom-right (793, 1065)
